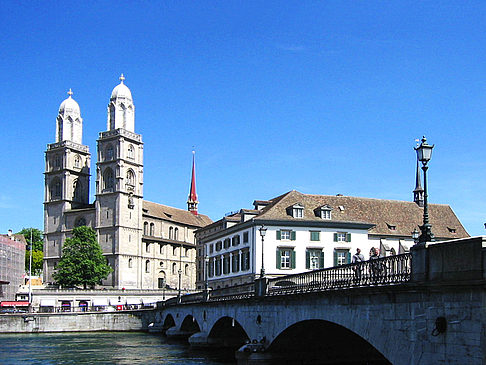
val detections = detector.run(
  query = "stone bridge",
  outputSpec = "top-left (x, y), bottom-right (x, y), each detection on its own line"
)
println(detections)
top-left (154, 237), bottom-right (486, 365)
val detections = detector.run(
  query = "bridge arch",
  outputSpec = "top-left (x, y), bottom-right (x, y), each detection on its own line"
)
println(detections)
top-left (180, 315), bottom-right (201, 335)
top-left (267, 319), bottom-right (391, 364)
top-left (208, 316), bottom-right (249, 349)
top-left (162, 314), bottom-right (176, 330)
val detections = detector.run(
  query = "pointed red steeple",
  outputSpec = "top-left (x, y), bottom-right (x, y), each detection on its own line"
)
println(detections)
top-left (187, 150), bottom-right (199, 215)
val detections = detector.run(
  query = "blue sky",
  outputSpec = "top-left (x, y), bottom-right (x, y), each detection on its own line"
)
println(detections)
top-left (1, 1), bottom-right (485, 235)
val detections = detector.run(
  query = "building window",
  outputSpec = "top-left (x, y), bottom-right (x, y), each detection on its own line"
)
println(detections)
top-left (103, 168), bottom-right (114, 191)
top-left (127, 144), bottom-right (135, 159)
top-left (276, 248), bottom-right (295, 269)
top-left (172, 263), bottom-right (177, 275)
top-left (143, 222), bottom-right (148, 235)
top-left (74, 217), bottom-right (86, 227)
top-left (54, 155), bottom-right (61, 168)
top-left (158, 276), bottom-right (166, 289)
top-left (74, 155), bottom-right (81, 168)
top-left (51, 179), bottom-right (61, 199)
top-left (184, 247), bottom-right (189, 257)
top-left (306, 249), bottom-right (324, 270)
top-left (334, 249), bottom-right (351, 266)
top-left (223, 238), bottom-right (230, 249)
top-left (145, 260), bottom-right (150, 273)
top-left (232, 235), bottom-right (240, 246)
top-left (105, 145), bottom-right (114, 161)
top-left (128, 258), bottom-right (133, 268)
top-left (277, 230), bottom-right (295, 241)
top-left (169, 227), bottom-right (174, 240)
top-left (215, 258), bottom-right (222, 276)
top-left (209, 244), bottom-right (214, 253)
top-left (174, 228), bottom-right (179, 241)
top-left (223, 256), bottom-right (230, 274)
top-left (146, 242), bottom-right (151, 253)
top-left (232, 253), bottom-right (239, 272)
top-left (241, 251), bottom-right (250, 270)
top-left (208, 258), bottom-right (214, 277)
top-left (315, 205), bottom-right (332, 220)
top-left (334, 232), bottom-right (351, 242)
top-left (184, 264), bottom-right (189, 276)
top-left (243, 232), bottom-right (249, 243)
top-left (149, 223), bottom-right (154, 236)
top-left (215, 241), bottom-right (222, 251)
top-left (172, 245), bottom-right (177, 256)
top-left (310, 231), bottom-right (320, 241)
top-left (159, 244), bottom-right (163, 254)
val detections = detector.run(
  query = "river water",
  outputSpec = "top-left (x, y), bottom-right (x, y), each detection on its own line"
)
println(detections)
top-left (0, 332), bottom-right (235, 365)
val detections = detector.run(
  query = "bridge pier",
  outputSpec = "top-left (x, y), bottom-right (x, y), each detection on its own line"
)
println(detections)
top-left (165, 327), bottom-right (194, 340)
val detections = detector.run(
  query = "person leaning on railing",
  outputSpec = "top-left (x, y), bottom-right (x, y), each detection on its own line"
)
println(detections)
top-left (369, 247), bottom-right (381, 283)
top-left (351, 248), bottom-right (365, 283)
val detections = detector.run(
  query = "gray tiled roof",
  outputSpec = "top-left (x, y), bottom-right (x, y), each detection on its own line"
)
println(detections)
top-left (143, 200), bottom-right (212, 227)
top-left (254, 191), bottom-right (468, 239)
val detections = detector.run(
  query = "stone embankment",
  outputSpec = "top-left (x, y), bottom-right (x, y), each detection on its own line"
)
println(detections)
top-left (0, 309), bottom-right (155, 333)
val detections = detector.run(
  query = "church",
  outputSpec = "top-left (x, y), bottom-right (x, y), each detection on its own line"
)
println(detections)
top-left (43, 75), bottom-right (212, 290)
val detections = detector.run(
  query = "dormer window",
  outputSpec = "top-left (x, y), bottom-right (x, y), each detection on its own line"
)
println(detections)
top-left (288, 204), bottom-right (304, 218)
top-left (386, 223), bottom-right (397, 231)
top-left (447, 227), bottom-right (457, 234)
top-left (315, 205), bottom-right (332, 220)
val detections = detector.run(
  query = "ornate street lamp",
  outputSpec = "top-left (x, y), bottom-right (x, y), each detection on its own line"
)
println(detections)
top-left (259, 226), bottom-right (267, 278)
top-left (414, 136), bottom-right (435, 245)
top-left (412, 228), bottom-right (419, 244)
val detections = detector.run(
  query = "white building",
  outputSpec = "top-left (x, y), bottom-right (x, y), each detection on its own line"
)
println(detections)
top-left (195, 190), bottom-right (468, 289)
top-left (44, 76), bottom-right (212, 290)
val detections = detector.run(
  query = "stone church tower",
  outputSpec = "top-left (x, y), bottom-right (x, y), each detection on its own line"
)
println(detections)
top-left (95, 75), bottom-right (144, 287)
top-left (44, 90), bottom-right (91, 279)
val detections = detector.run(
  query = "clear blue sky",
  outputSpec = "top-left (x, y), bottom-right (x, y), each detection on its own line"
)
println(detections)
top-left (1, 1), bottom-right (485, 236)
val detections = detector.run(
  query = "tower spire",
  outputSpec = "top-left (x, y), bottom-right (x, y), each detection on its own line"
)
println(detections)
top-left (187, 150), bottom-right (199, 215)
top-left (413, 156), bottom-right (424, 207)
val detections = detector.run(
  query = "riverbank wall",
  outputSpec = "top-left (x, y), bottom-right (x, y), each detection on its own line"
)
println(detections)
top-left (0, 309), bottom-right (156, 333)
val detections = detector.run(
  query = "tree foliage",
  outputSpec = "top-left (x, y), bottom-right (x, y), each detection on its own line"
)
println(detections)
top-left (17, 227), bottom-right (43, 251)
top-left (25, 250), bottom-right (43, 275)
top-left (54, 226), bottom-right (112, 289)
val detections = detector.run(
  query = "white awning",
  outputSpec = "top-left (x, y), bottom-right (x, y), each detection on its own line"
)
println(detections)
top-left (109, 298), bottom-right (125, 305)
top-left (92, 298), bottom-right (109, 306)
top-left (142, 298), bottom-right (157, 305)
top-left (40, 299), bottom-right (56, 307)
top-left (126, 298), bottom-right (141, 305)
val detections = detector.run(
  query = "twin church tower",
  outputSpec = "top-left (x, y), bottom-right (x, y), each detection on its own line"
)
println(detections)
top-left (44, 75), bottom-right (211, 289)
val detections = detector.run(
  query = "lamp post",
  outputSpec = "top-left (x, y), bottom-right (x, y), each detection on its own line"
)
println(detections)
top-left (259, 226), bottom-right (267, 278)
top-left (28, 229), bottom-right (32, 311)
top-left (414, 136), bottom-right (435, 245)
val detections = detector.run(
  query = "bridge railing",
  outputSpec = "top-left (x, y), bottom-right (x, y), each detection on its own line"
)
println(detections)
top-left (266, 253), bottom-right (411, 295)
top-left (208, 282), bottom-right (255, 301)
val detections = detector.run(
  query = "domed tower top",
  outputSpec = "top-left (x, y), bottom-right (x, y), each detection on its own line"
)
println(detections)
top-left (56, 89), bottom-right (83, 144)
top-left (107, 74), bottom-right (135, 132)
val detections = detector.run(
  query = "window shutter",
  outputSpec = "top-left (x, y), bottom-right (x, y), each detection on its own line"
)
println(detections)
top-left (347, 251), bottom-right (351, 264)
top-left (276, 230), bottom-right (281, 240)
top-left (333, 250), bottom-right (338, 266)
top-left (305, 250), bottom-right (310, 269)
top-left (346, 233), bottom-right (352, 242)
top-left (333, 233), bottom-right (338, 242)
top-left (291, 250), bottom-right (296, 269)
top-left (291, 231), bottom-right (296, 241)
top-left (276, 249), bottom-right (281, 269)
top-left (319, 251), bottom-right (324, 269)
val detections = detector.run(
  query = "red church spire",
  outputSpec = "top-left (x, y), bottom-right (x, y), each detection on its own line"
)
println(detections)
top-left (187, 150), bottom-right (199, 215)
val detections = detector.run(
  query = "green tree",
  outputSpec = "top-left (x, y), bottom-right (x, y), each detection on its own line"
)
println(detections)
top-left (25, 250), bottom-right (44, 275)
top-left (17, 228), bottom-right (43, 251)
top-left (54, 226), bottom-right (112, 289)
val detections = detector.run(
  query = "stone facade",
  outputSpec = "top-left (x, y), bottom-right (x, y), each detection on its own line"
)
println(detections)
top-left (44, 77), bottom-right (211, 290)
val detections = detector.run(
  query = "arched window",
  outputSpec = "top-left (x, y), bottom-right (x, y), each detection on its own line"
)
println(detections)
top-left (73, 179), bottom-right (82, 202)
top-left (54, 155), bottom-right (61, 169)
top-left (184, 263), bottom-right (189, 276)
top-left (172, 245), bottom-right (177, 257)
top-left (74, 217), bottom-right (86, 227)
top-left (105, 145), bottom-right (114, 161)
top-left (172, 263), bottom-right (177, 275)
top-left (103, 168), bottom-right (114, 191)
top-left (126, 169), bottom-right (135, 187)
top-left (146, 242), bottom-right (151, 253)
top-left (51, 179), bottom-right (61, 199)
top-left (127, 144), bottom-right (134, 159)
top-left (169, 227), bottom-right (174, 240)
top-left (149, 223), bottom-right (154, 236)
top-left (174, 228), bottom-right (179, 241)
top-left (143, 222), bottom-right (148, 235)
top-left (128, 258), bottom-right (133, 268)
top-left (74, 155), bottom-right (81, 168)
top-left (145, 260), bottom-right (150, 273)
